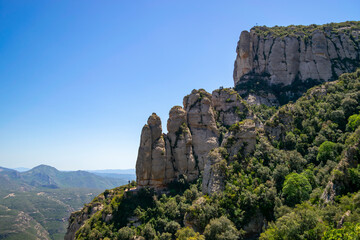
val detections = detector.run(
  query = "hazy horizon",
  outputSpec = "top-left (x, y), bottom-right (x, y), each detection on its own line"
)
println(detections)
top-left (1, 0), bottom-right (359, 170)
top-left (3, 164), bottom-right (135, 172)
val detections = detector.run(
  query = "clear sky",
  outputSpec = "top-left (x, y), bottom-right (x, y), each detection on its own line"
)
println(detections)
top-left (0, 0), bottom-right (359, 170)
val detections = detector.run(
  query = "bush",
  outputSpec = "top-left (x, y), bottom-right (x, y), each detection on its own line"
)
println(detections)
top-left (284, 132), bottom-right (297, 150)
top-left (175, 227), bottom-right (205, 240)
top-left (322, 222), bottom-right (360, 239)
top-left (118, 227), bottom-right (135, 240)
top-left (316, 141), bottom-right (338, 163)
top-left (159, 232), bottom-right (172, 240)
top-left (347, 114), bottom-right (360, 131)
top-left (142, 223), bottom-right (156, 240)
top-left (203, 216), bottom-right (239, 240)
top-left (165, 221), bottom-right (181, 235)
top-left (260, 203), bottom-right (326, 240)
top-left (282, 173), bottom-right (312, 207)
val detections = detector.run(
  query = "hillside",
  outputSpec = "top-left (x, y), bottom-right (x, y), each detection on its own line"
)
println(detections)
top-left (0, 165), bottom-right (131, 190)
top-left (0, 166), bottom-right (135, 240)
top-left (66, 22), bottom-right (360, 240)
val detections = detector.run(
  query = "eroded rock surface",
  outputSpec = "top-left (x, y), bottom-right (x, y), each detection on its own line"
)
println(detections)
top-left (136, 89), bottom-right (258, 189)
top-left (212, 88), bottom-right (248, 126)
top-left (202, 148), bottom-right (226, 195)
top-left (234, 24), bottom-right (360, 105)
top-left (184, 89), bottom-right (219, 172)
top-left (136, 113), bottom-right (173, 188)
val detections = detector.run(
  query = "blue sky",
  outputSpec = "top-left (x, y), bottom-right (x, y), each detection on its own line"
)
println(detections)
top-left (0, 0), bottom-right (359, 170)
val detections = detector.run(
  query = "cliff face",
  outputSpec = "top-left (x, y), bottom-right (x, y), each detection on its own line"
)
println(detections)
top-left (135, 22), bottom-right (360, 192)
top-left (234, 21), bottom-right (360, 105)
top-left (136, 88), bottom-right (254, 192)
top-left (136, 22), bottom-right (360, 189)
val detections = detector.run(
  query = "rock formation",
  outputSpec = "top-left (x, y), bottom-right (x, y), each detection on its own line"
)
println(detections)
top-left (136, 88), bottom-right (253, 190)
top-left (183, 89), bottom-right (219, 172)
top-left (136, 21), bottom-right (360, 192)
top-left (234, 22), bottom-right (360, 105)
top-left (136, 113), bottom-right (174, 188)
top-left (67, 22), bottom-right (360, 239)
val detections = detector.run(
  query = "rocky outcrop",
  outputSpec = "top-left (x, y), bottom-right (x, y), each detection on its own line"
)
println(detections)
top-left (136, 88), bottom-right (254, 190)
top-left (183, 89), bottom-right (219, 172)
top-left (65, 201), bottom-right (104, 240)
top-left (211, 88), bottom-right (248, 127)
top-left (136, 113), bottom-right (174, 188)
top-left (202, 148), bottom-right (226, 195)
top-left (167, 106), bottom-right (197, 181)
top-left (234, 22), bottom-right (360, 105)
top-left (222, 119), bottom-right (257, 159)
top-left (136, 22), bottom-right (360, 191)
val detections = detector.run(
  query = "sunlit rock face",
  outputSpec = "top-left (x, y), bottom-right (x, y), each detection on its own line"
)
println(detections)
top-left (135, 88), bottom-right (256, 190)
top-left (234, 25), bottom-right (360, 105)
top-left (136, 22), bottom-right (360, 190)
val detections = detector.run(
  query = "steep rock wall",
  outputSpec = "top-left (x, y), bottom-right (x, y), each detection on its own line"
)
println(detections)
top-left (136, 88), bottom-right (252, 190)
top-left (234, 22), bottom-right (360, 105)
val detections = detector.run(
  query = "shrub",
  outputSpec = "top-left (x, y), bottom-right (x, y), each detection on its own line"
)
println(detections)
top-left (165, 221), bottom-right (181, 235)
top-left (284, 132), bottom-right (297, 150)
top-left (316, 141), bottom-right (338, 163)
top-left (175, 227), bottom-right (205, 240)
top-left (282, 173), bottom-right (312, 207)
top-left (142, 223), bottom-right (156, 240)
top-left (203, 216), bottom-right (239, 240)
top-left (347, 114), bottom-right (360, 131)
top-left (322, 222), bottom-right (360, 239)
top-left (118, 227), bottom-right (135, 240)
top-left (159, 232), bottom-right (172, 240)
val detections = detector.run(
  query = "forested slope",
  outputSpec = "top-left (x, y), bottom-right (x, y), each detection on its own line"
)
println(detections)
top-left (67, 69), bottom-right (360, 239)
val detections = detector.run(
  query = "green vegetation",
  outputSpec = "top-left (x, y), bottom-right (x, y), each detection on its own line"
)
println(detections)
top-left (74, 69), bottom-right (360, 239)
top-left (0, 165), bottom-right (135, 239)
top-left (251, 21), bottom-right (360, 39)
top-left (323, 222), bottom-right (360, 239)
top-left (203, 216), bottom-right (239, 240)
top-left (347, 113), bottom-right (360, 131)
top-left (0, 188), bottom-right (102, 240)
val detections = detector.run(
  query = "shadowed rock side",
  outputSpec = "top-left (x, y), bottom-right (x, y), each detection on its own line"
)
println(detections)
top-left (234, 22), bottom-right (360, 105)
top-left (136, 88), bottom-right (254, 191)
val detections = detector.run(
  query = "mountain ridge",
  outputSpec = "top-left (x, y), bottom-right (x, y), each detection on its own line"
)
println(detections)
top-left (0, 164), bottom-right (134, 190)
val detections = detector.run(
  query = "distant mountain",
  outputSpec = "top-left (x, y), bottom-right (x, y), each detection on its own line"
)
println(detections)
top-left (0, 165), bottom-right (134, 240)
top-left (0, 187), bottom-right (101, 240)
top-left (87, 169), bottom-right (136, 181)
top-left (87, 168), bottom-right (135, 174)
top-left (12, 167), bottom-right (30, 172)
top-left (90, 172), bottom-right (136, 181)
top-left (0, 164), bottom-right (131, 190)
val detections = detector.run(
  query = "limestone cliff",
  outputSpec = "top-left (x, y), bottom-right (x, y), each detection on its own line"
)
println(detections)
top-left (234, 21), bottom-right (360, 105)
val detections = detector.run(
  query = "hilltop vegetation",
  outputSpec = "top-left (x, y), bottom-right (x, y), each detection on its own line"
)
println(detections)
top-left (0, 165), bottom-right (135, 239)
top-left (68, 69), bottom-right (360, 239)
top-left (251, 21), bottom-right (360, 38)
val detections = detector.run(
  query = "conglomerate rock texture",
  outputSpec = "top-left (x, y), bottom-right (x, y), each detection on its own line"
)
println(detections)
top-left (136, 88), bottom-right (254, 190)
top-left (234, 22), bottom-right (360, 105)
